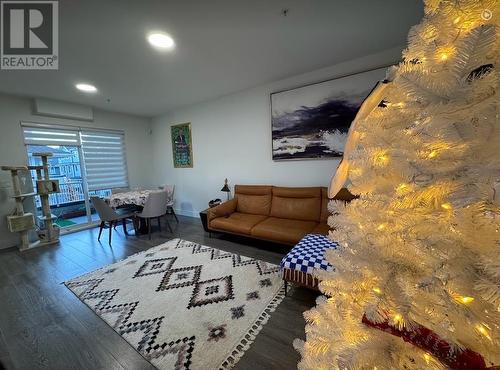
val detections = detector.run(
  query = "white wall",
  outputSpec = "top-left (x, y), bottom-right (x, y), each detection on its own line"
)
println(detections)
top-left (0, 93), bottom-right (153, 249)
top-left (151, 47), bottom-right (403, 217)
top-left (0, 46), bottom-right (404, 248)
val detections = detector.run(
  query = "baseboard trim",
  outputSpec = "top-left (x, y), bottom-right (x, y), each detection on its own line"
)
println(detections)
top-left (174, 208), bottom-right (199, 218)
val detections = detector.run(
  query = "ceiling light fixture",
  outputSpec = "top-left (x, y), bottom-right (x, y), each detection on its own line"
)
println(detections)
top-left (75, 83), bottom-right (98, 93)
top-left (147, 32), bottom-right (175, 49)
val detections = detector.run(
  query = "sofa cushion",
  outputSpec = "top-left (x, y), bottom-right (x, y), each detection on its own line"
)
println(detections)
top-left (235, 185), bottom-right (272, 196)
top-left (312, 223), bottom-right (330, 235)
top-left (251, 217), bottom-right (317, 245)
top-left (235, 185), bottom-right (272, 215)
top-left (270, 187), bottom-right (321, 222)
top-left (210, 212), bottom-right (267, 235)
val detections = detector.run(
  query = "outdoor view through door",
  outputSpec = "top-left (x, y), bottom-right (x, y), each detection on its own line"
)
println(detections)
top-left (23, 124), bottom-right (128, 231)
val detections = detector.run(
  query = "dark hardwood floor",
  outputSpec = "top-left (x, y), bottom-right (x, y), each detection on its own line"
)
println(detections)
top-left (0, 215), bottom-right (317, 370)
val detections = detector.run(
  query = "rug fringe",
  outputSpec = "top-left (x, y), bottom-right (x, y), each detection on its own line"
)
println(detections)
top-left (218, 285), bottom-right (286, 370)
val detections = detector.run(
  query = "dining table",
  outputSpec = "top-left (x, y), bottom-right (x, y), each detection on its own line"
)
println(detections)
top-left (107, 189), bottom-right (162, 208)
top-left (106, 189), bottom-right (164, 234)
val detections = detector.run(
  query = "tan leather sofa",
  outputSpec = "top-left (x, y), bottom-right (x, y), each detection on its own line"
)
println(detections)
top-left (207, 185), bottom-right (354, 245)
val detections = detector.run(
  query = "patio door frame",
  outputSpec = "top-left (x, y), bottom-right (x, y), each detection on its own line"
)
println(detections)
top-left (77, 144), bottom-right (93, 227)
top-left (21, 121), bottom-right (129, 234)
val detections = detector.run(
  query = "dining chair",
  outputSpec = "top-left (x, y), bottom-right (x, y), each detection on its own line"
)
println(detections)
top-left (91, 196), bottom-right (135, 244)
top-left (136, 191), bottom-right (171, 239)
top-left (159, 184), bottom-right (179, 223)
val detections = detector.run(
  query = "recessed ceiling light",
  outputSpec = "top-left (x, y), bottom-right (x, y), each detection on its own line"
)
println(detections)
top-left (75, 83), bottom-right (98, 93)
top-left (147, 32), bottom-right (175, 49)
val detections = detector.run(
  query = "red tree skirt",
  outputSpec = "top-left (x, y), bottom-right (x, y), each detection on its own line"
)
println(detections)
top-left (362, 314), bottom-right (498, 370)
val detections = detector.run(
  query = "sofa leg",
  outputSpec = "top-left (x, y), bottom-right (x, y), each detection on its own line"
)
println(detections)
top-left (209, 231), bottom-right (212, 238)
top-left (284, 280), bottom-right (288, 296)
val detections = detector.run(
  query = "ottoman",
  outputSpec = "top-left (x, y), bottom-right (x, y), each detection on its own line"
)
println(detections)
top-left (280, 233), bottom-right (339, 295)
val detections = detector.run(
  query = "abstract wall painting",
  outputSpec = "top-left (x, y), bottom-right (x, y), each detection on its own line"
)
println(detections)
top-left (271, 67), bottom-right (387, 161)
top-left (171, 122), bottom-right (193, 168)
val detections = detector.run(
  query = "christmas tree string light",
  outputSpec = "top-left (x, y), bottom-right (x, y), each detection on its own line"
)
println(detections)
top-left (294, 0), bottom-right (499, 368)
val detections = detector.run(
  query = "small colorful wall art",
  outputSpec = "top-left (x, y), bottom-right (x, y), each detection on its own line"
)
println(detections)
top-left (271, 67), bottom-right (387, 160)
top-left (171, 122), bottom-right (193, 168)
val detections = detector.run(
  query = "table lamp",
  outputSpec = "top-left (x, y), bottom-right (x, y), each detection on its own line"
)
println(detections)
top-left (221, 178), bottom-right (231, 200)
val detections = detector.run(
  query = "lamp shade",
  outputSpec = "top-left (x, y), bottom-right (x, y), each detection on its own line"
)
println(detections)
top-left (221, 178), bottom-right (230, 192)
top-left (329, 80), bottom-right (391, 198)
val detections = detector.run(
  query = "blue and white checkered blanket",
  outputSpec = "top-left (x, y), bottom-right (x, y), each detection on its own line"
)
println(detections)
top-left (280, 234), bottom-right (338, 274)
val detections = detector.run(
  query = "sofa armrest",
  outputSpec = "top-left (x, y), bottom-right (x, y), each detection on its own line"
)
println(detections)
top-left (208, 198), bottom-right (237, 224)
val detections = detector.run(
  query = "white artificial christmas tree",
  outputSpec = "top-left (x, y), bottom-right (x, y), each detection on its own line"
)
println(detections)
top-left (295, 0), bottom-right (499, 368)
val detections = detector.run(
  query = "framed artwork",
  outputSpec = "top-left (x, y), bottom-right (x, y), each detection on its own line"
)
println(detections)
top-left (271, 66), bottom-right (388, 161)
top-left (171, 122), bottom-right (193, 168)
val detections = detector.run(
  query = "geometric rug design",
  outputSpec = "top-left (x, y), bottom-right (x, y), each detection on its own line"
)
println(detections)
top-left (64, 239), bottom-right (284, 369)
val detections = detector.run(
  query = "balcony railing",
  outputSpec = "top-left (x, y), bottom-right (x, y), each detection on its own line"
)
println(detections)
top-left (33, 181), bottom-right (110, 208)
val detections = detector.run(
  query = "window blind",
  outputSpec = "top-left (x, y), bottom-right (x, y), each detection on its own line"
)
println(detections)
top-left (22, 123), bottom-right (129, 191)
top-left (23, 126), bottom-right (80, 146)
top-left (81, 130), bottom-right (129, 191)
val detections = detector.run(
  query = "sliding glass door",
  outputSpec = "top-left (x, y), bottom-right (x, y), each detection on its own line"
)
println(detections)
top-left (22, 123), bottom-right (128, 231)
top-left (27, 144), bottom-right (90, 229)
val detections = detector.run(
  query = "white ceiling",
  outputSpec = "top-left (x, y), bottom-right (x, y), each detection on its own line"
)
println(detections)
top-left (0, 0), bottom-right (423, 117)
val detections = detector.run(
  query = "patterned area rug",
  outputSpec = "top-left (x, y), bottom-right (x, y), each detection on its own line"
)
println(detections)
top-left (64, 239), bottom-right (284, 369)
